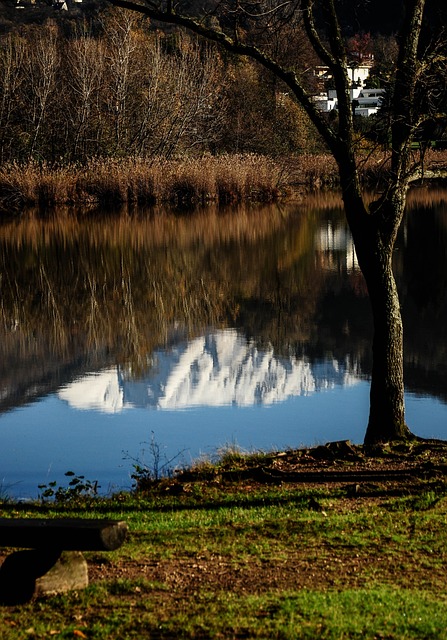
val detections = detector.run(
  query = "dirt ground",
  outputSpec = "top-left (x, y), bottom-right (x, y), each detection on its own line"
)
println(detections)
top-left (2, 440), bottom-right (447, 597)
top-left (89, 439), bottom-right (447, 596)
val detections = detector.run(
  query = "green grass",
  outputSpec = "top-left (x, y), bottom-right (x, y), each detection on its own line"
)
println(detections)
top-left (1, 482), bottom-right (447, 638)
top-left (2, 586), bottom-right (447, 639)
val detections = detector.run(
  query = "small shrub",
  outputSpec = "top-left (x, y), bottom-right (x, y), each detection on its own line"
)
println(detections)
top-left (127, 432), bottom-right (187, 491)
top-left (38, 471), bottom-right (100, 504)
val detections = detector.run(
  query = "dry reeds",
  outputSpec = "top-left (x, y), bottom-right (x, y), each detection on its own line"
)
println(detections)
top-left (0, 155), bottom-right (283, 212)
top-left (1, 150), bottom-right (446, 214)
top-left (283, 149), bottom-right (447, 191)
top-left (0, 161), bottom-right (79, 209)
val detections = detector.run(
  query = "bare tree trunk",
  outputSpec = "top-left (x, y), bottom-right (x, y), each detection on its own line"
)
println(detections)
top-left (0, 33), bottom-right (26, 162)
top-left (346, 189), bottom-right (412, 445)
top-left (361, 241), bottom-right (411, 444)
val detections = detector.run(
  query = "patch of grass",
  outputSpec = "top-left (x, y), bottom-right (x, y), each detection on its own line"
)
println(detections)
top-left (383, 489), bottom-right (447, 512)
top-left (2, 447), bottom-right (447, 638)
top-left (2, 587), bottom-right (447, 639)
top-left (265, 588), bottom-right (447, 639)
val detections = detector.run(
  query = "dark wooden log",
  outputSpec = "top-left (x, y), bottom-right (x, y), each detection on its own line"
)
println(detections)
top-left (0, 518), bottom-right (128, 551)
top-left (0, 550), bottom-right (88, 605)
top-left (0, 519), bottom-right (128, 604)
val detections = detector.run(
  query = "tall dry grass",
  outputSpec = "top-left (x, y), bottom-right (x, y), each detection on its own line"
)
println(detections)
top-left (283, 149), bottom-right (447, 190)
top-left (0, 162), bottom-right (79, 209)
top-left (0, 155), bottom-right (283, 212)
top-left (1, 150), bottom-right (446, 213)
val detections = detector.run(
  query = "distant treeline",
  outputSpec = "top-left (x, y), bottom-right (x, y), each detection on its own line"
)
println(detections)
top-left (1, 2), bottom-right (446, 210)
top-left (5, 3), bottom-right (431, 166)
top-left (0, 8), bottom-right (322, 165)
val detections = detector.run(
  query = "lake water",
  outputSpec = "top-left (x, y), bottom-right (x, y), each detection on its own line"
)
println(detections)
top-left (1, 188), bottom-right (446, 499)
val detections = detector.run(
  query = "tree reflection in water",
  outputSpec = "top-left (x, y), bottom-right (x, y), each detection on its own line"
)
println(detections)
top-left (0, 189), bottom-right (446, 496)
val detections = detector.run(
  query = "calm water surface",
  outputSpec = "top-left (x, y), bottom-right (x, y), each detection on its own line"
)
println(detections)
top-left (1, 188), bottom-right (446, 499)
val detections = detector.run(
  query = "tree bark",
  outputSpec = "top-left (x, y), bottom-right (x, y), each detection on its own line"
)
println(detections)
top-left (362, 243), bottom-right (411, 445)
top-left (347, 194), bottom-right (412, 445)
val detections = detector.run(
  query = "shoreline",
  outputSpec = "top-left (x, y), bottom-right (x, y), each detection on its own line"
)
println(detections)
top-left (1, 151), bottom-right (446, 214)
top-left (1, 439), bottom-right (447, 636)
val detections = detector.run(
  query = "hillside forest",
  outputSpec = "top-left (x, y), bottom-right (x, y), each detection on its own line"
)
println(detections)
top-left (0, 3), bottom-right (434, 165)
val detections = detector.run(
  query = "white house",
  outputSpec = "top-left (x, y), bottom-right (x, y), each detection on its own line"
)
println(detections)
top-left (312, 60), bottom-right (387, 117)
top-left (353, 88), bottom-right (386, 116)
top-left (314, 64), bottom-right (372, 91)
top-left (312, 94), bottom-right (338, 112)
top-left (314, 86), bottom-right (386, 117)
top-left (347, 65), bottom-right (371, 88)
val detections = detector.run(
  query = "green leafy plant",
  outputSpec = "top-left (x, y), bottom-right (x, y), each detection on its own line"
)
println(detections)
top-left (38, 471), bottom-right (100, 504)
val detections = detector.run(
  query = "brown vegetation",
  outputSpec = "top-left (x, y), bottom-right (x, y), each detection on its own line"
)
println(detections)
top-left (0, 10), bottom-right (321, 167)
top-left (1, 7), bottom-right (445, 215)
top-left (0, 155), bottom-right (284, 211)
top-left (1, 150), bottom-right (446, 213)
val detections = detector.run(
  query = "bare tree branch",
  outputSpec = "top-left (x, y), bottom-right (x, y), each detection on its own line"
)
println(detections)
top-left (301, 0), bottom-right (335, 68)
top-left (108, 0), bottom-right (341, 154)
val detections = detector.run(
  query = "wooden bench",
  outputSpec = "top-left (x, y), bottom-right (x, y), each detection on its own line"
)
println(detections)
top-left (0, 518), bottom-right (128, 605)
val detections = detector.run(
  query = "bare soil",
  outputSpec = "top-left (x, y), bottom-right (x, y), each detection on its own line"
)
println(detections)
top-left (2, 440), bottom-right (446, 600)
top-left (88, 439), bottom-right (447, 597)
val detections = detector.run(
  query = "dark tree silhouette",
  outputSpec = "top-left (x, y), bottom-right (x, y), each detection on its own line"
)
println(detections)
top-left (106, 0), bottom-right (447, 444)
